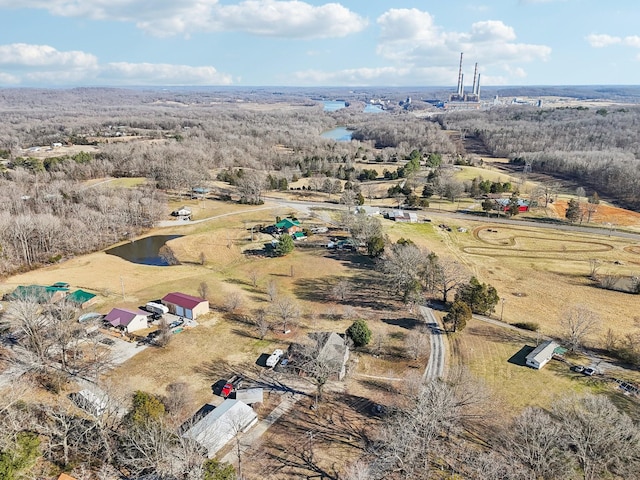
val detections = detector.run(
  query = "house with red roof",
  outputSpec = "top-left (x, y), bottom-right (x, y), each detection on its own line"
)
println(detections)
top-left (161, 292), bottom-right (209, 320)
top-left (104, 307), bottom-right (149, 333)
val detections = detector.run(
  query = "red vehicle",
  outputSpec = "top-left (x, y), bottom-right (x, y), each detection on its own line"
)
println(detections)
top-left (221, 382), bottom-right (234, 398)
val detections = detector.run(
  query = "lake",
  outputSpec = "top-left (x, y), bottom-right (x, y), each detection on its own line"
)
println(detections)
top-left (321, 126), bottom-right (352, 142)
top-left (323, 100), bottom-right (347, 111)
top-left (105, 235), bottom-right (182, 266)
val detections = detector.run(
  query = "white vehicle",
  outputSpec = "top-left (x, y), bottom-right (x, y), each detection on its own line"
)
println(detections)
top-left (266, 349), bottom-right (284, 368)
top-left (145, 302), bottom-right (169, 315)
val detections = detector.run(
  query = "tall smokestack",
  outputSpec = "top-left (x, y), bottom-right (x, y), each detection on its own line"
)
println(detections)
top-left (460, 74), bottom-right (464, 97)
top-left (476, 74), bottom-right (481, 98)
top-left (472, 62), bottom-right (478, 95)
top-left (457, 52), bottom-right (464, 96)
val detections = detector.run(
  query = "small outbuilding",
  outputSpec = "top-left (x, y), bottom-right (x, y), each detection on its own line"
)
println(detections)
top-left (104, 307), bottom-right (149, 333)
top-left (172, 206), bottom-right (192, 217)
top-left (183, 399), bottom-right (258, 458)
top-left (67, 289), bottom-right (97, 309)
top-left (525, 340), bottom-right (559, 369)
top-left (161, 292), bottom-right (209, 320)
top-left (71, 389), bottom-right (108, 416)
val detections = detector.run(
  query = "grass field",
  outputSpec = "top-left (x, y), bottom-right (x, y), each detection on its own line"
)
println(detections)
top-left (452, 320), bottom-right (595, 413)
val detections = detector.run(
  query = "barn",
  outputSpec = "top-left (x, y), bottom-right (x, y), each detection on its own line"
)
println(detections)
top-left (495, 198), bottom-right (530, 212)
top-left (161, 292), bottom-right (209, 320)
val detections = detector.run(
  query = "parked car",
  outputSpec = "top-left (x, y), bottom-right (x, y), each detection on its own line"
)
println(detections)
top-left (572, 365), bottom-right (585, 373)
top-left (584, 367), bottom-right (596, 376)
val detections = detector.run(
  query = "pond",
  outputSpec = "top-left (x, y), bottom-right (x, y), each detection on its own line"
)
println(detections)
top-left (321, 126), bottom-right (353, 142)
top-left (364, 104), bottom-right (386, 113)
top-left (105, 235), bottom-right (183, 266)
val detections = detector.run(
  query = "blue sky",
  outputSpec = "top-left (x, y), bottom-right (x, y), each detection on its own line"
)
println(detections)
top-left (0, 0), bottom-right (638, 87)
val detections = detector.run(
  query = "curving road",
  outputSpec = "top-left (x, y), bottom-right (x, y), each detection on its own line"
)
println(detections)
top-left (420, 305), bottom-right (447, 381)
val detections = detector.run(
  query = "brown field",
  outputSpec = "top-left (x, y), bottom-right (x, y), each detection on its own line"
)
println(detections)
top-left (551, 199), bottom-right (640, 231)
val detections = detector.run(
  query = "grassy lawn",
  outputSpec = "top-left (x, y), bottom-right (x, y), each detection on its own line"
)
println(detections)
top-left (455, 320), bottom-right (595, 413)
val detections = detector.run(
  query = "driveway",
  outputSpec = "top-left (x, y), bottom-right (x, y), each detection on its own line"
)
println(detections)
top-left (420, 305), bottom-right (447, 381)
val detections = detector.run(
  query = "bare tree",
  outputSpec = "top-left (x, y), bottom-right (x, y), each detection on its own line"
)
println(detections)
top-left (266, 279), bottom-right (278, 302)
top-left (331, 279), bottom-right (352, 302)
top-left (506, 407), bottom-right (572, 480)
top-left (560, 305), bottom-right (600, 352)
top-left (554, 395), bottom-right (640, 480)
top-left (164, 382), bottom-right (194, 421)
top-left (223, 291), bottom-right (244, 314)
top-left (405, 330), bottom-right (429, 360)
top-left (270, 296), bottom-right (300, 333)
top-left (154, 317), bottom-right (172, 347)
top-left (253, 308), bottom-right (271, 340)
top-left (431, 257), bottom-right (468, 303)
top-left (236, 169), bottom-right (266, 204)
top-left (198, 281), bottom-right (210, 301)
top-left (248, 269), bottom-right (260, 288)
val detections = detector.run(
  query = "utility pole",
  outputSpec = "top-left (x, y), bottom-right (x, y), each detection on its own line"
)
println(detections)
top-left (500, 298), bottom-right (506, 322)
top-left (120, 276), bottom-right (125, 301)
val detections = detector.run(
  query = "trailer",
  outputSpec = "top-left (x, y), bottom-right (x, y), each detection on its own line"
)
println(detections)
top-left (145, 302), bottom-right (169, 315)
top-left (266, 349), bottom-right (284, 368)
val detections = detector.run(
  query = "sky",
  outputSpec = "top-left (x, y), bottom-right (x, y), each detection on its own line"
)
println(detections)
top-left (0, 0), bottom-right (638, 87)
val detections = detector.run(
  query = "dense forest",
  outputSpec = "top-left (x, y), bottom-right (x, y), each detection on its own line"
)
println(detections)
top-left (440, 105), bottom-right (640, 209)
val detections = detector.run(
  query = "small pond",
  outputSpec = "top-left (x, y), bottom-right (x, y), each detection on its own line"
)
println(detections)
top-left (321, 126), bottom-right (353, 142)
top-left (105, 235), bottom-right (183, 266)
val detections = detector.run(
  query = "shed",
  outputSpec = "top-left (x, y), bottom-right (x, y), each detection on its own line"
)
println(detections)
top-left (235, 388), bottom-right (264, 405)
top-left (104, 307), bottom-right (149, 333)
top-left (526, 340), bottom-right (559, 369)
top-left (353, 205), bottom-right (381, 216)
top-left (67, 289), bottom-right (97, 309)
top-left (172, 207), bottom-right (192, 217)
top-left (495, 198), bottom-right (530, 212)
top-left (183, 399), bottom-right (258, 458)
top-left (8, 285), bottom-right (68, 303)
top-left (161, 292), bottom-right (209, 319)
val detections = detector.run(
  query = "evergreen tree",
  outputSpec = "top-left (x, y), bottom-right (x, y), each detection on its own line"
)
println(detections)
top-left (443, 300), bottom-right (472, 332)
top-left (346, 319), bottom-right (372, 347)
top-left (275, 234), bottom-right (295, 256)
top-left (455, 277), bottom-right (499, 315)
top-left (565, 198), bottom-right (581, 223)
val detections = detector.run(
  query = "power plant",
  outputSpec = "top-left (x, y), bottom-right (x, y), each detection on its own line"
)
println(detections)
top-left (446, 52), bottom-right (481, 109)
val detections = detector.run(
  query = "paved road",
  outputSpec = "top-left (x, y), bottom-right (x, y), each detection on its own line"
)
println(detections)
top-left (264, 196), bottom-right (640, 241)
top-left (420, 305), bottom-right (447, 381)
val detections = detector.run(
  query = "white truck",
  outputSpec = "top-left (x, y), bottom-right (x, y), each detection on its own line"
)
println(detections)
top-left (266, 349), bottom-right (284, 368)
top-left (145, 302), bottom-right (169, 316)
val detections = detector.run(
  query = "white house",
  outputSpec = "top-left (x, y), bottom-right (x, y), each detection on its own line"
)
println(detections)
top-left (525, 340), bottom-right (559, 369)
top-left (183, 399), bottom-right (258, 457)
top-left (171, 207), bottom-right (192, 217)
top-left (353, 205), bottom-right (381, 216)
top-left (104, 307), bottom-right (149, 333)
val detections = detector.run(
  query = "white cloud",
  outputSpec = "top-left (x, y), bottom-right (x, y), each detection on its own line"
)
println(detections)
top-left (0, 0), bottom-right (367, 38)
top-left (587, 33), bottom-right (640, 51)
top-left (211, 1), bottom-right (367, 38)
top-left (0, 43), bottom-right (98, 69)
top-left (586, 34), bottom-right (622, 48)
top-left (623, 36), bottom-right (640, 49)
top-left (0, 43), bottom-right (233, 86)
top-left (296, 8), bottom-right (551, 86)
top-left (377, 9), bottom-right (550, 70)
top-left (103, 63), bottom-right (233, 85)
